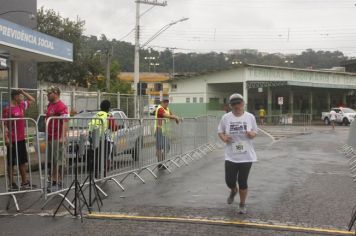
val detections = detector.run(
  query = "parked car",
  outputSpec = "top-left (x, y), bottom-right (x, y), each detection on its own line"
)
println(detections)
top-left (144, 105), bottom-right (159, 116)
top-left (36, 109), bottom-right (142, 164)
top-left (321, 107), bottom-right (356, 126)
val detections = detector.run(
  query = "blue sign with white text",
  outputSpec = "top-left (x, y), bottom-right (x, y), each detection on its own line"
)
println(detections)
top-left (0, 18), bottom-right (73, 62)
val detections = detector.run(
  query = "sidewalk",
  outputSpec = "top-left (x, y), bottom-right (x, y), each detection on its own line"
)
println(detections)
top-left (97, 127), bottom-right (355, 230)
top-left (0, 127), bottom-right (355, 235)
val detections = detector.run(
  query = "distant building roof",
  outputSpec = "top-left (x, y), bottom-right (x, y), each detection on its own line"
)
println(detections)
top-left (119, 72), bottom-right (170, 83)
top-left (171, 63), bottom-right (356, 81)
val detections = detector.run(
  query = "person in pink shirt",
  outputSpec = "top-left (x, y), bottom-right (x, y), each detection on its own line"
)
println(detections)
top-left (45, 86), bottom-right (69, 192)
top-left (3, 89), bottom-right (35, 190)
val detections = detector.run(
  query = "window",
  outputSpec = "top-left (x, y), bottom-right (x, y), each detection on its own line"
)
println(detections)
top-left (199, 97), bottom-right (204, 103)
top-left (193, 97), bottom-right (197, 103)
top-left (171, 84), bottom-right (177, 91)
top-left (154, 83), bottom-right (162, 91)
top-left (186, 97), bottom-right (191, 103)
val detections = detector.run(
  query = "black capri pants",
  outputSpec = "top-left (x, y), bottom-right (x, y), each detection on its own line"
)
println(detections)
top-left (225, 161), bottom-right (252, 190)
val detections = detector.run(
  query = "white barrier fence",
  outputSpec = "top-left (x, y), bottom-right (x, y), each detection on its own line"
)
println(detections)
top-left (0, 115), bottom-right (221, 211)
top-left (0, 118), bottom-right (43, 211)
top-left (256, 113), bottom-right (312, 128)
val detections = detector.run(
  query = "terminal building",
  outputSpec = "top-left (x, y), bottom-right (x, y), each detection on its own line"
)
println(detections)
top-left (169, 64), bottom-right (356, 118)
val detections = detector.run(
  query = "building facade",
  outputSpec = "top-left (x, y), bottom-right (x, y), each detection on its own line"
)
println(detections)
top-left (119, 72), bottom-right (170, 104)
top-left (0, 0), bottom-right (37, 88)
top-left (169, 64), bottom-right (356, 118)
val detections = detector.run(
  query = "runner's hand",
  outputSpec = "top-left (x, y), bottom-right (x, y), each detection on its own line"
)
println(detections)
top-left (223, 135), bottom-right (232, 143)
top-left (246, 131), bottom-right (256, 139)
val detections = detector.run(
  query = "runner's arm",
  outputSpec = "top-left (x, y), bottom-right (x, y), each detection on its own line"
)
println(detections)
top-left (162, 111), bottom-right (179, 122)
top-left (19, 89), bottom-right (35, 105)
top-left (246, 116), bottom-right (258, 139)
top-left (218, 117), bottom-right (231, 143)
top-left (218, 133), bottom-right (232, 143)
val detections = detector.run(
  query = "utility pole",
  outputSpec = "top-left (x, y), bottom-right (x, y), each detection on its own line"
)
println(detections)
top-left (134, 0), bottom-right (167, 118)
top-left (171, 47), bottom-right (176, 79)
top-left (105, 47), bottom-right (112, 92)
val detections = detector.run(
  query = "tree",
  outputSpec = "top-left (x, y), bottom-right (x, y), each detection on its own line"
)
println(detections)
top-left (88, 59), bottom-right (132, 93)
top-left (37, 8), bottom-right (101, 87)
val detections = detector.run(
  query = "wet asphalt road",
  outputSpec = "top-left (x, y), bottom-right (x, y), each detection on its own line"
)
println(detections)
top-left (0, 126), bottom-right (355, 235)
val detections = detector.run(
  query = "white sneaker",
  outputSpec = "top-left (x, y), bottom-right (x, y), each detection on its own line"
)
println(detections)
top-left (238, 204), bottom-right (247, 214)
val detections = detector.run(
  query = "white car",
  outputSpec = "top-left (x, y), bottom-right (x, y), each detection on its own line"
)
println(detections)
top-left (143, 105), bottom-right (158, 116)
top-left (321, 107), bottom-right (356, 126)
top-left (36, 109), bottom-right (142, 164)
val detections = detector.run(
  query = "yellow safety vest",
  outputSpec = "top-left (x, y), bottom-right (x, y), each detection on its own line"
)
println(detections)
top-left (88, 111), bottom-right (109, 136)
top-left (155, 105), bottom-right (170, 135)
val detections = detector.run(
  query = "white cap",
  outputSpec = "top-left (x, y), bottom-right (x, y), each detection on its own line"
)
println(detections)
top-left (229, 93), bottom-right (244, 105)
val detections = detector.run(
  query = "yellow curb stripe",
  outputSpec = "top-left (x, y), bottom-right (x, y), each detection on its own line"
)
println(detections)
top-left (88, 213), bottom-right (354, 235)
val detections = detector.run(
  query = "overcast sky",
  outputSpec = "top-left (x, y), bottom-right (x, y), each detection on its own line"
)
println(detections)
top-left (38, 0), bottom-right (356, 56)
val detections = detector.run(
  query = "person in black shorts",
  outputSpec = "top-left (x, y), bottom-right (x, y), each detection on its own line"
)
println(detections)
top-left (218, 93), bottom-right (258, 214)
top-left (3, 89), bottom-right (35, 190)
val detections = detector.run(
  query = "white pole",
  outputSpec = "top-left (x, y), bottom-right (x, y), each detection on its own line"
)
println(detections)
top-left (172, 48), bottom-right (175, 79)
top-left (134, 1), bottom-right (140, 118)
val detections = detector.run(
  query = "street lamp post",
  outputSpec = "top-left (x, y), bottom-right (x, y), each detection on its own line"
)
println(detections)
top-left (285, 60), bottom-right (294, 67)
top-left (144, 56), bottom-right (156, 72)
top-left (232, 61), bottom-right (243, 65)
top-left (150, 62), bottom-right (160, 72)
top-left (95, 47), bottom-right (112, 92)
top-left (134, 17), bottom-right (189, 118)
top-left (0, 10), bottom-right (36, 19)
top-left (134, 0), bottom-right (168, 118)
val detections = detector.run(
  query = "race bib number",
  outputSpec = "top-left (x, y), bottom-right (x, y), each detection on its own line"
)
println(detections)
top-left (232, 141), bottom-right (248, 154)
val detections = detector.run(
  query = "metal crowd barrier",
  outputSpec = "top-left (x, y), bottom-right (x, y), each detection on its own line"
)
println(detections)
top-left (0, 118), bottom-right (43, 211)
top-left (256, 113), bottom-right (312, 128)
top-left (207, 115), bottom-right (224, 149)
top-left (103, 118), bottom-right (143, 190)
top-left (42, 116), bottom-right (109, 208)
top-left (339, 144), bottom-right (356, 182)
top-left (0, 115), bottom-right (221, 211)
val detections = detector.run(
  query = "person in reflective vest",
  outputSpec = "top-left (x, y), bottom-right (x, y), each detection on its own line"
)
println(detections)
top-left (155, 97), bottom-right (180, 169)
top-left (89, 100), bottom-right (118, 177)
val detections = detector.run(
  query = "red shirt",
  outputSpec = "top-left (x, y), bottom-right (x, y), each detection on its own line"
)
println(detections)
top-left (45, 100), bottom-right (69, 140)
top-left (108, 114), bottom-right (119, 131)
top-left (156, 107), bottom-right (171, 129)
top-left (2, 101), bottom-right (29, 142)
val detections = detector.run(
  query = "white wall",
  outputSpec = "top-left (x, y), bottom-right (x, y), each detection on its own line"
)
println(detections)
top-left (170, 67), bottom-right (246, 104)
top-left (170, 77), bottom-right (208, 103)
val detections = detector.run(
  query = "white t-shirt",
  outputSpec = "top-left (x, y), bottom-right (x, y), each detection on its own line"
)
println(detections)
top-left (330, 110), bottom-right (337, 121)
top-left (218, 111), bottom-right (258, 163)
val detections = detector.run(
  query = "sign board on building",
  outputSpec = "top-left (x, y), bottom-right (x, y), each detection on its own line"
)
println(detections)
top-left (278, 97), bottom-right (284, 105)
top-left (0, 18), bottom-right (73, 62)
top-left (0, 57), bottom-right (7, 68)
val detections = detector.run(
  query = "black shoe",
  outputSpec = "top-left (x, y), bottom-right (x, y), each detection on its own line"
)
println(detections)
top-left (47, 181), bottom-right (62, 193)
top-left (9, 183), bottom-right (19, 191)
top-left (227, 190), bottom-right (237, 204)
top-left (21, 181), bottom-right (37, 190)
